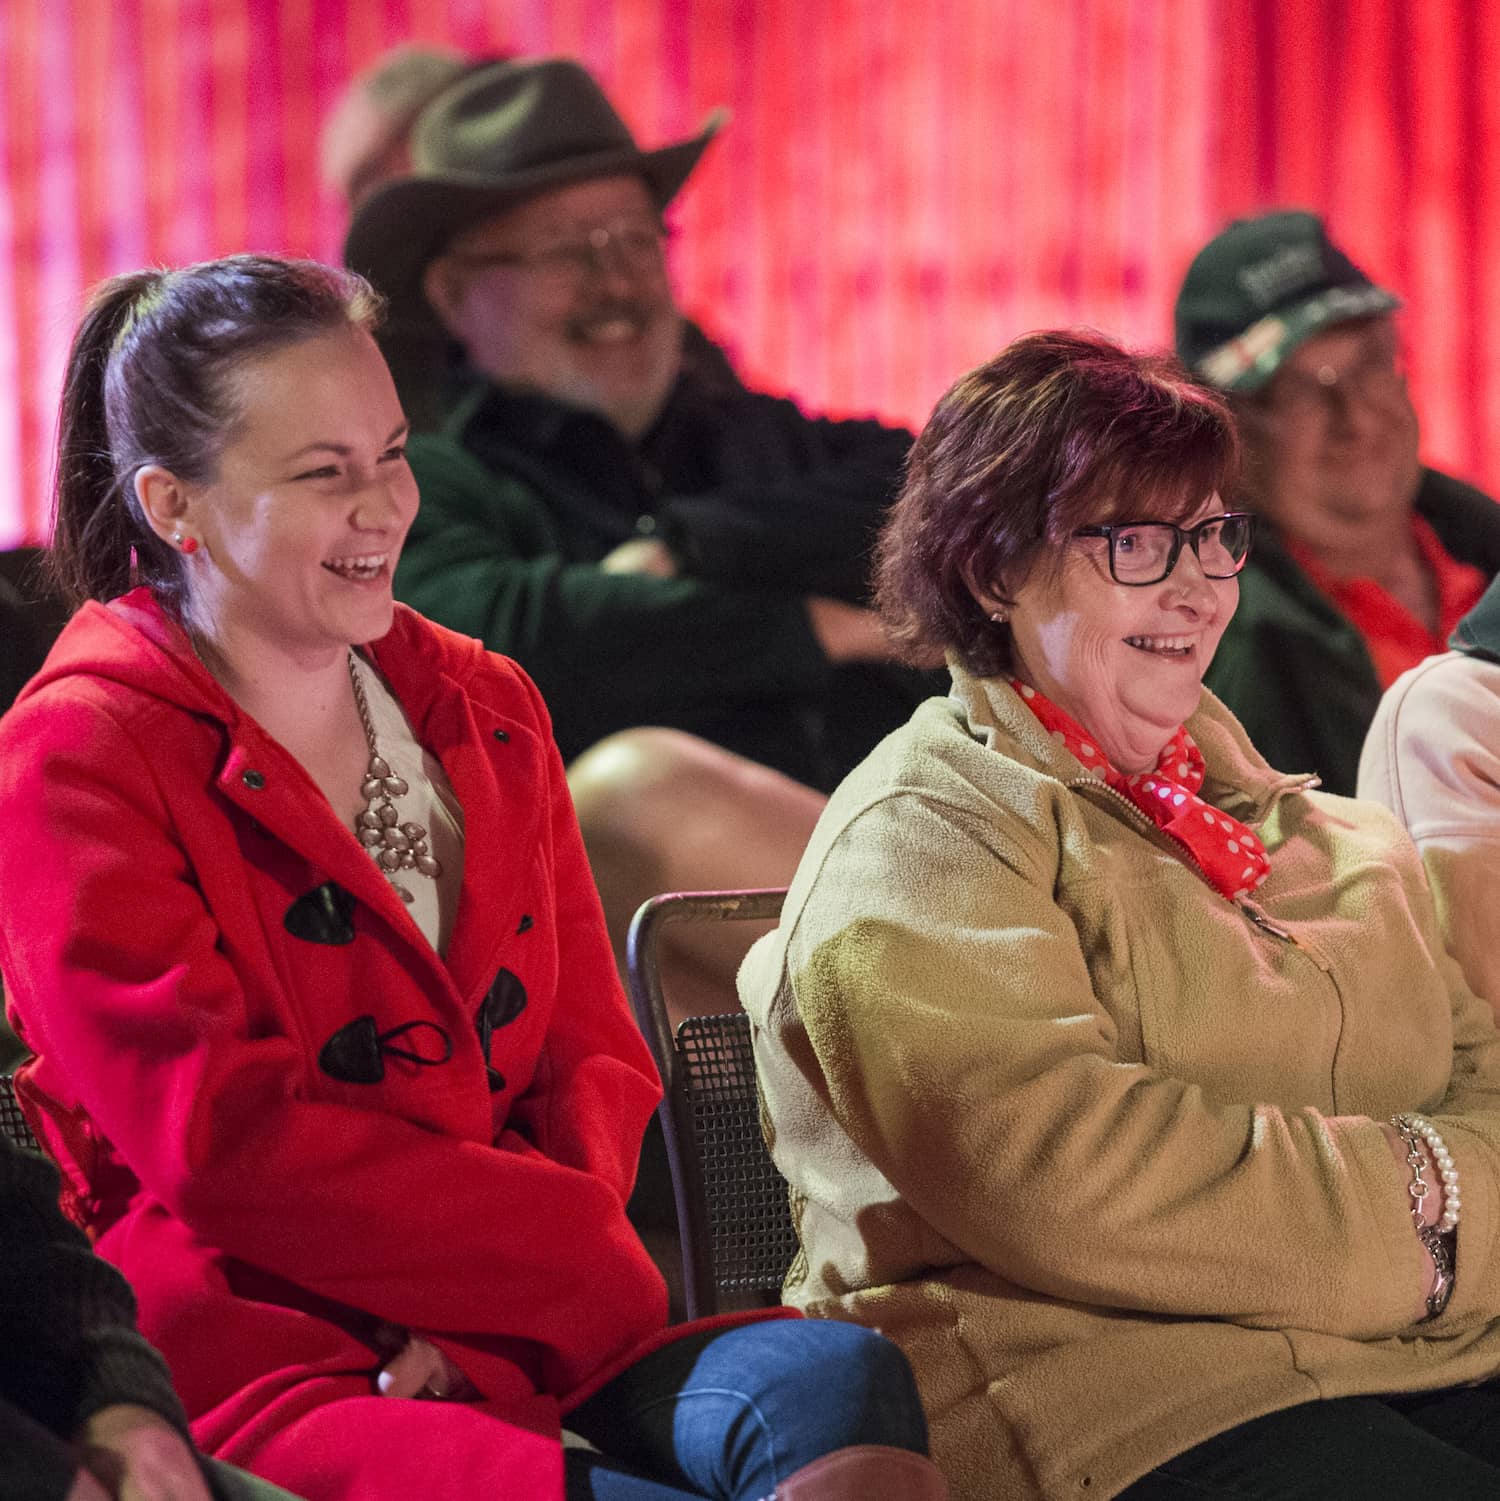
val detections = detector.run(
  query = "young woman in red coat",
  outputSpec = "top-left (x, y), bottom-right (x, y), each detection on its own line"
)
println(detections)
top-left (0, 255), bottom-right (943, 1501)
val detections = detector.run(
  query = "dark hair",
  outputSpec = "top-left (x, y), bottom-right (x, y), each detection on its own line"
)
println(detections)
top-left (50, 254), bottom-right (383, 612)
top-left (875, 329), bottom-right (1239, 677)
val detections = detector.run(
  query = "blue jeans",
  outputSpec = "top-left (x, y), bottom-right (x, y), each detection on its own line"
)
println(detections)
top-left (563, 1319), bottom-right (927, 1500)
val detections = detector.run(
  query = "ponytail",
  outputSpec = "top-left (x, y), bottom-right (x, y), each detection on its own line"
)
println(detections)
top-left (49, 270), bottom-right (169, 609)
top-left (46, 254), bottom-right (382, 614)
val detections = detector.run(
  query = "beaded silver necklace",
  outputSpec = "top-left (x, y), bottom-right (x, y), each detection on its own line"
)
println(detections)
top-left (349, 651), bottom-right (441, 903)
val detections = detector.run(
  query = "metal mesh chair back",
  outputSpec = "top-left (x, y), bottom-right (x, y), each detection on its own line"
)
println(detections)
top-left (676, 1013), bottom-right (799, 1297)
top-left (625, 888), bottom-right (795, 1319)
top-left (0, 1072), bottom-right (41, 1154)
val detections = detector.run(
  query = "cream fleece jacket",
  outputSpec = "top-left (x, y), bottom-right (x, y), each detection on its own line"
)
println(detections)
top-left (1360, 649), bottom-right (1500, 1019)
top-left (741, 663), bottom-right (1500, 1501)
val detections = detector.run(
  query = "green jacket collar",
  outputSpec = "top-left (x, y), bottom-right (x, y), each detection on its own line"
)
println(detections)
top-left (1450, 575), bottom-right (1500, 664)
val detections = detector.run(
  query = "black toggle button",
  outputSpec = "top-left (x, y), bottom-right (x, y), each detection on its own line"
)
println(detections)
top-left (284, 882), bottom-right (357, 945)
top-left (476, 969), bottom-right (528, 1092)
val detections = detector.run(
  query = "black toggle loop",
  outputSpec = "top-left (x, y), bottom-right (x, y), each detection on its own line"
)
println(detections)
top-left (377, 1019), bottom-right (454, 1068)
top-left (318, 1014), bottom-right (453, 1084)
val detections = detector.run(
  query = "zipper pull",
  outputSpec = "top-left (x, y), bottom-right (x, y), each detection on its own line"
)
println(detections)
top-left (1237, 898), bottom-right (1296, 943)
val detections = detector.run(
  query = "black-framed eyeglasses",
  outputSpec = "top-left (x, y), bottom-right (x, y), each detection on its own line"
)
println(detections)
top-left (1072, 512), bottom-right (1255, 586)
top-left (448, 218), bottom-right (671, 284)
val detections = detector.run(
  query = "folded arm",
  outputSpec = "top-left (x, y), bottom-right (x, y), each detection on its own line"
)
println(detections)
top-left (783, 790), bottom-right (1477, 1339)
top-left (398, 440), bottom-right (832, 757)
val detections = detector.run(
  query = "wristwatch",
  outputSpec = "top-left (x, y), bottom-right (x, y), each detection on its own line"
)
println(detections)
top-left (1419, 1225), bottom-right (1456, 1319)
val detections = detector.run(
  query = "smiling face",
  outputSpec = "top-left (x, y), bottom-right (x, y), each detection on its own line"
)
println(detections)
top-left (174, 325), bottom-right (418, 674)
top-left (1241, 316), bottom-right (1420, 556)
top-left (423, 173), bottom-right (684, 439)
top-left (995, 495), bottom-right (1239, 772)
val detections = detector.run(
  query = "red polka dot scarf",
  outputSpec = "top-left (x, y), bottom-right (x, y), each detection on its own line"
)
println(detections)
top-left (1011, 679), bottom-right (1271, 903)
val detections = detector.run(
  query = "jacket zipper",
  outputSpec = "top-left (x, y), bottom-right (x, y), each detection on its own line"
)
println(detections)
top-left (1066, 775), bottom-right (1219, 885)
top-left (1066, 775), bottom-right (1315, 954)
top-left (1235, 898), bottom-right (1294, 943)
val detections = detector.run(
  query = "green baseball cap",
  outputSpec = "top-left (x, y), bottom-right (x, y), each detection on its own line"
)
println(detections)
top-left (1174, 211), bottom-right (1400, 392)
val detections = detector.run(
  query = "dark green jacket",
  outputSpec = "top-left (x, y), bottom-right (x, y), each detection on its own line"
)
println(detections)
top-left (1452, 568), bottom-right (1500, 663)
top-left (399, 375), bottom-right (936, 790)
top-left (1205, 466), bottom-right (1500, 796)
top-left (1, 1132), bottom-right (188, 1496)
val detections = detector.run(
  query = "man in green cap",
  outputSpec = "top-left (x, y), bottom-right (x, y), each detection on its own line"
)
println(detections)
top-left (1176, 210), bottom-right (1500, 796)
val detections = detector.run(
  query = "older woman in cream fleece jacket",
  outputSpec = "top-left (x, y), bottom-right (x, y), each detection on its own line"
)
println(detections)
top-left (740, 331), bottom-right (1500, 1501)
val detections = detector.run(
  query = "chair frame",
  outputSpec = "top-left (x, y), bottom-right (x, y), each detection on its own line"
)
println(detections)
top-left (0, 1070), bottom-right (41, 1155)
top-left (625, 888), bottom-right (793, 1320)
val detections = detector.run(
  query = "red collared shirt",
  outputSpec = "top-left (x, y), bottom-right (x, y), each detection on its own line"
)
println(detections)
top-left (1286, 516), bottom-right (1489, 689)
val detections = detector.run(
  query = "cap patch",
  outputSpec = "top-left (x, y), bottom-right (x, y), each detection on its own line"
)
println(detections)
top-left (1197, 283), bottom-right (1400, 392)
top-left (1236, 241), bottom-right (1325, 309)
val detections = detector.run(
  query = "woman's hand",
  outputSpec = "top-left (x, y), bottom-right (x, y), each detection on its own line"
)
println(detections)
top-left (376, 1334), bottom-right (477, 1401)
top-left (599, 537), bottom-right (678, 577)
top-left (75, 1404), bottom-right (212, 1501)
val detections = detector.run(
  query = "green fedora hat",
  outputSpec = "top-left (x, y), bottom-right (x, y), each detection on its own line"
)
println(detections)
top-left (344, 55), bottom-right (725, 319)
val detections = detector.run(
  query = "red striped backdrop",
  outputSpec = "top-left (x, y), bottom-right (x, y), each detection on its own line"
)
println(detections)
top-left (3, 0), bottom-right (1497, 544)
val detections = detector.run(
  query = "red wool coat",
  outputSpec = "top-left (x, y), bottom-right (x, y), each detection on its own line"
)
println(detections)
top-left (0, 591), bottom-right (732, 1500)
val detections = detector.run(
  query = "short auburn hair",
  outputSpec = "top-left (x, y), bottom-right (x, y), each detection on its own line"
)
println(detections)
top-left (875, 329), bottom-right (1239, 677)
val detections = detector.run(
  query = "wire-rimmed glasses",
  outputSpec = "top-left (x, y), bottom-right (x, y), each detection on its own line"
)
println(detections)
top-left (447, 218), bottom-right (671, 285)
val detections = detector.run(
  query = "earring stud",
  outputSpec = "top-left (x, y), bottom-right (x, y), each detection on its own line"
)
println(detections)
top-left (989, 609), bottom-right (1008, 624)
top-left (172, 532), bottom-right (199, 555)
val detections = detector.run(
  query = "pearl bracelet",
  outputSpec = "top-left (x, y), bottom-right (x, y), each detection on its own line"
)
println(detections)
top-left (1391, 1114), bottom-right (1461, 1233)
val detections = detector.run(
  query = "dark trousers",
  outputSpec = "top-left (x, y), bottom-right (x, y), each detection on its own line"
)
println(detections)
top-left (1119, 1383), bottom-right (1500, 1499)
top-left (563, 1319), bottom-right (927, 1500)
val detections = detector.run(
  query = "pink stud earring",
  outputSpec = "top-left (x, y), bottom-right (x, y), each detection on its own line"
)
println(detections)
top-left (173, 532), bottom-right (199, 555)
